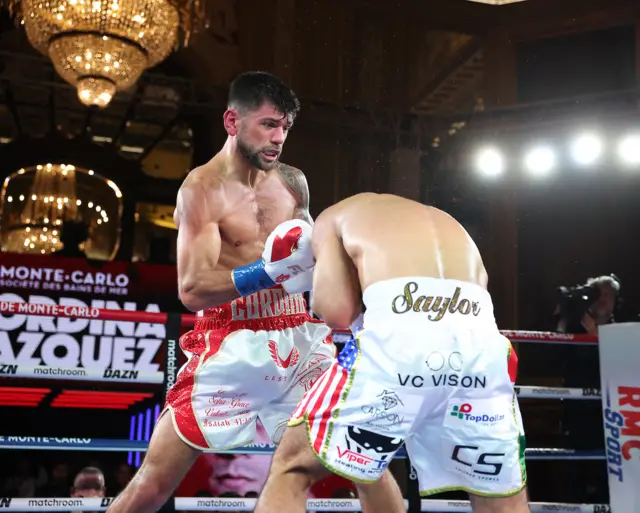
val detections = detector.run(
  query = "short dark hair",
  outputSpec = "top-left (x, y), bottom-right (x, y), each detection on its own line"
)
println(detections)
top-left (73, 466), bottom-right (104, 489)
top-left (228, 71), bottom-right (300, 119)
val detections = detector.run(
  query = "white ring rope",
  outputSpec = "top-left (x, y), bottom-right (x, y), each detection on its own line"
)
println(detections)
top-left (0, 497), bottom-right (610, 512)
top-left (515, 385), bottom-right (601, 399)
top-left (0, 304), bottom-right (606, 512)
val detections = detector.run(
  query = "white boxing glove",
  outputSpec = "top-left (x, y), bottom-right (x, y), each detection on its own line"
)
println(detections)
top-left (263, 219), bottom-right (315, 294)
top-left (232, 219), bottom-right (315, 296)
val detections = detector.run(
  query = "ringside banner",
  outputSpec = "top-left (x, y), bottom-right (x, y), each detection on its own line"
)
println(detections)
top-left (0, 253), bottom-right (182, 384)
top-left (0, 497), bottom-right (608, 512)
top-left (598, 323), bottom-right (640, 513)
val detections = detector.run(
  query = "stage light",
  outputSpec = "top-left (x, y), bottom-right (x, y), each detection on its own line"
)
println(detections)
top-left (136, 412), bottom-right (144, 467)
top-left (524, 147), bottom-right (556, 176)
top-left (570, 133), bottom-right (602, 165)
top-left (129, 404), bottom-right (160, 468)
top-left (475, 148), bottom-right (504, 177)
top-left (128, 415), bottom-right (135, 466)
top-left (618, 135), bottom-right (640, 165)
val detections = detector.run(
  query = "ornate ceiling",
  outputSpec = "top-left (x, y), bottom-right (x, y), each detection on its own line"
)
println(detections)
top-left (0, 0), bottom-right (636, 169)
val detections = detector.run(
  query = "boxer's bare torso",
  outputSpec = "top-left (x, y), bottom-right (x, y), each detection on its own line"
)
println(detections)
top-left (311, 193), bottom-right (488, 327)
top-left (174, 156), bottom-right (311, 311)
top-left (334, 193), bottom-right (487, 291)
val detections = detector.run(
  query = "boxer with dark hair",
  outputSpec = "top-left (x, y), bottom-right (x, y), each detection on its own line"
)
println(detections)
top-left (256, 193), bottom-right (530, 513)
top-left (106, 70), bottom-right (328, 513)
top-left (107, 73), bottom-right (399, 513)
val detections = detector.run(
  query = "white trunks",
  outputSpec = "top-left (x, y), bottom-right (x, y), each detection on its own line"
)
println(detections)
top-left (163, 286), bottom-right (335, 450)
top-left (289, 277), bottom-right (526, 497)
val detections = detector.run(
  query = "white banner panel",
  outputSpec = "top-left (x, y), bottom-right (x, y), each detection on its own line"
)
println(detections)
top-left (598, 323), bottom-right (640, 513)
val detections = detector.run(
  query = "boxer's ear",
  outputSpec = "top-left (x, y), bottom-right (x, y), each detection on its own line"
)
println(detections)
top-left (223, 109), bottom-right (239, 136)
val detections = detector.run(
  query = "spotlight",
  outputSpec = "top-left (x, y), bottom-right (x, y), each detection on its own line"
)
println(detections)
top-left (570, 133), bottom-right (602, 166)
top-left (475, 148), bottom-right (504, 177)
top-left (525, 147), bottom-right (556, 176)
top-left (618, 135), bottom-right (640, 166)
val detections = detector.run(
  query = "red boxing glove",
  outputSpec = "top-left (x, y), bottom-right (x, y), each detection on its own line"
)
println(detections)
top-left (262, 219), bottom-right (315, 294)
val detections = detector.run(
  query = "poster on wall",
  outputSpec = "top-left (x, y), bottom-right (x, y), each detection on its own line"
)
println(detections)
top-left (175, 421), bottom-right (357, 502)
top-left (598, 323), bottom-right (640, 513)
top-left (0, 253), bottom-right (183, 383)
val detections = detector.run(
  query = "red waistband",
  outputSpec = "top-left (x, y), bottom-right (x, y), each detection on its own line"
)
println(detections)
top-left (194, 312), bottom-right (315, 332)
top-left (194, 287), bottom-right (313, 331)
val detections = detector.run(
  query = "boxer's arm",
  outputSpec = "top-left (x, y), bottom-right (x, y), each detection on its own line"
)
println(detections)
top-left (310, 211), bottom-right (362, 329)
top-left (277, 163), bottom-right (314, 225)
top-left (175, 178), bottom-right (242, 312)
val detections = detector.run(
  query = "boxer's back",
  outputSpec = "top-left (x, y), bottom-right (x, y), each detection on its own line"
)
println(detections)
top-left (334, 193), bottom-right (487, 292)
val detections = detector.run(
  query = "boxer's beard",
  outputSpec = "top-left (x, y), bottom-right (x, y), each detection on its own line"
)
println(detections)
top-left (237, 132), bottom-right (278, 171)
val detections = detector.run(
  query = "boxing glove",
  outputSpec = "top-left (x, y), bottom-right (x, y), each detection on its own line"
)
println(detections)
top-left (232, 219), bottom-right (315, 296)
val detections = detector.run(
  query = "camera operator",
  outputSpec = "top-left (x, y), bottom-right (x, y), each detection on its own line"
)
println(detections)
top-left (554, 274), bottom-right (620, 337)
top-left (552, 274), bottom-right (620, 503)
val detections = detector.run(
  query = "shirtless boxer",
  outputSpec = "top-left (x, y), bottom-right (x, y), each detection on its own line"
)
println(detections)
top-left (107, 73), bottom-right (400, 513)
top-left (255, 193), bottom-right (530, 513)
top-left (105, 71), bottom-right (332, 513)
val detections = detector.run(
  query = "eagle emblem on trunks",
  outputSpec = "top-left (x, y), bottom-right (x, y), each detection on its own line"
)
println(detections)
top-left (268, 340), bottom-right (300, 369)
top-left (291, 354), bottom-right (330, 391)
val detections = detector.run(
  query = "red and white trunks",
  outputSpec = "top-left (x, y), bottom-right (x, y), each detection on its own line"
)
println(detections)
top-left (163, 287), bottom-right (334, 450)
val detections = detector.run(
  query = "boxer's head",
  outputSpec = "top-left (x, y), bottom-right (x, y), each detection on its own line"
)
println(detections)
top-left (224, 71), bottom-right (300, 171)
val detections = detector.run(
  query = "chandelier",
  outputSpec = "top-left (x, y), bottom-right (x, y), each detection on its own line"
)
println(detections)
top-left (464, 0), bottom-right (526, 3)
top-left (0, 164), bottom-right (123, 258)
top-left (5, 0), bottom-right (205, 108)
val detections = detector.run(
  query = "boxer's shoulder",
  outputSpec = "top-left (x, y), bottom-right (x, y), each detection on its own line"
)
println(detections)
top-left (176, 164), bottom-right (229, 226)
top-left (276, 162), bottom-right (309, 204)
top-left (183, 159), bottom-right (226, 188)
top-left (276, 162), bottom-right (312, 223)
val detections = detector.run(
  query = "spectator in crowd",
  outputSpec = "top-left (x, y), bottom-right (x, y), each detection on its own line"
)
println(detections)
top-left (70, 467), bottom-right (106, 513)
top-left (71, 467), bottom-right (106, 498)
top-left (2, 459), bottom-right (45, 498)
top-left (38, 462), bottom-right (69, 497)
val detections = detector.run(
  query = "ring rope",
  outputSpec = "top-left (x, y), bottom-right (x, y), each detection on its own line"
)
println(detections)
top-left (0, 300), bottom-right (196, 327)
top-left (0, 302), bottom-right (607, 511)
top-left (0, 301), bottom-right (598, 344)
top-left (0, 497), bottom-right (610, 512)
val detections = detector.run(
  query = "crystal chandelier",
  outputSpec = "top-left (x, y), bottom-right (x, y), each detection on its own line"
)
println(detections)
top-left (5, 0), bottom-right (204, 108)
top-left (464, 0), bottom-right (526, 3)
top-left (0, 163), bottom-right (122, 257)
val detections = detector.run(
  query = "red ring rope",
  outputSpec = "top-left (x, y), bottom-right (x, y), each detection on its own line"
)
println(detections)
top-left (0, 301), bottom-right (598, 343)
top-left (0, 300), bottom-right (196, 328)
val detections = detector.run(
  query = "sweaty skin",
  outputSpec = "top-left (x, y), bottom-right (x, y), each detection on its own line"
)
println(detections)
top-left (286, 193), bottom-right (530, 513)
top-left (106, 100), bottom-right (315, 513)
top-left (254, 193), bottom-right (527, 513)
top-left (310, 193), bottom-right (488, 328)
top-left (175, 158), bottom-right (312, 312)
